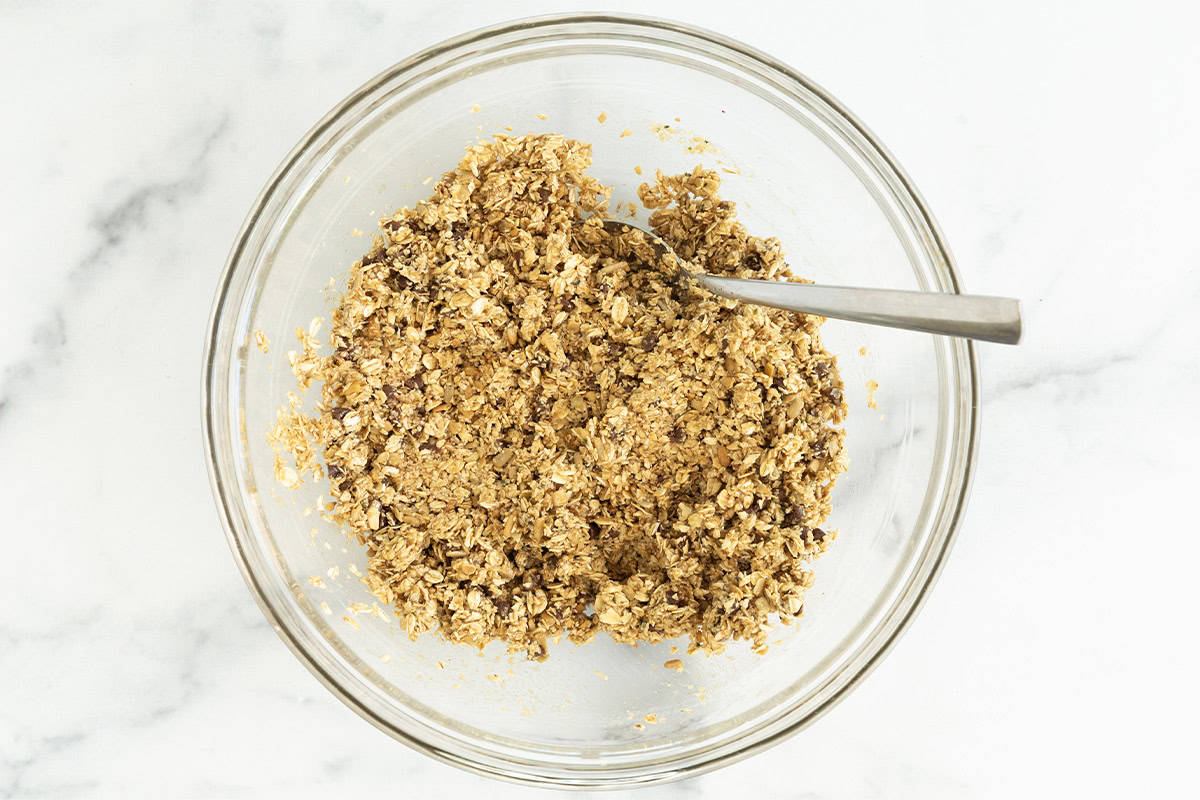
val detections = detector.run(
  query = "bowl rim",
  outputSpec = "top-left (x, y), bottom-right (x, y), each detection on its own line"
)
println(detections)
top-left (201, 11), bottom-right (980, 788)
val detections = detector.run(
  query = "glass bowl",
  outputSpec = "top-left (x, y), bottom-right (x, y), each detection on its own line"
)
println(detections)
top-left (202, 13), bottom-right (978, 789)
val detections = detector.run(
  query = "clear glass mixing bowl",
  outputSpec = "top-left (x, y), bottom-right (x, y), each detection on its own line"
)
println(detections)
top-left (202, 13), bottom-right (979, 789)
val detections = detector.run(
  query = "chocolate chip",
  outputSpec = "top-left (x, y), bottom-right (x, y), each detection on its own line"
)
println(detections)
top-left (607, 340), bottom-right (624, 358)
top-left (772, 373), bottom-right (786, 389)
top-left (560, 296), bottom-right (575, 312)
top-left (530, 571), bottom-right (544, 589)
top-left (814, 362), bottom-right (830, 380)
top-left (338, 479), bottom-right (353, 492)
top-left (641, 332), bottom-right (659, 352)
top-left (783, 506), bottom-right (806, 527)
top-left (811, 527), bottom-right (826, 543)
top-left (826, 388), bottom-right (844, 405)
top-left (389, 272), bottom-right (414, 291)
top-left (668, 427), bottom-right (685, 443)
top-left (495, 597), bottom-right (512, 615)
top-left (330, 407), bottom-right (350, 421)
top-left (666, 591), bottom-right (680, 604)
top-left (538, 186), bottom-right (551, 203)
top-left (588, 522), bottom-right (601, 539)
top-left (383, 219), bottom-right (403, 231)
top-left (670, 283), bottom-right (690, 305)
top-left (327, 465), bottom-right (344, 479)
top-left (381, 384), bottom-right (398, 400)
top-left (450, 222), bottom-right (468, 240)
top-left (419, 440), bottom-right (438, 452)
top-left (404, 373), bottom-right (425, 391)
top-left (738, 558), bottom-right (751, 573)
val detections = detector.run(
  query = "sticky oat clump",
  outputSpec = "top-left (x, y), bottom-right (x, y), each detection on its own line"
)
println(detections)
top-left (270, 133), bottom-right (847, 660)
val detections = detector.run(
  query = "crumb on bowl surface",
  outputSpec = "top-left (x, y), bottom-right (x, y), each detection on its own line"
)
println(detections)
top-left (269, 133), bottom-right (847, 660)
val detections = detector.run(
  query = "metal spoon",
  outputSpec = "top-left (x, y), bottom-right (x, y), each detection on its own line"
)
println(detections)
top-left (602, 220), bottom-right (1022, 345)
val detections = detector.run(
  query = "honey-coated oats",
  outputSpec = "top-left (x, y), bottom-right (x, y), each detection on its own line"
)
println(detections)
top-left (270, 134), bottom-right (847, 659)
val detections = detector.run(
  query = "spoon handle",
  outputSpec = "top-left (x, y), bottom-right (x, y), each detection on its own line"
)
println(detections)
top-left (695, 275), bottom-right (1023, 345)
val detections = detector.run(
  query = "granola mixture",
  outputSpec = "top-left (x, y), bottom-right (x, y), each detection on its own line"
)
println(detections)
top-left (270, 133), bottom-right (847, 659)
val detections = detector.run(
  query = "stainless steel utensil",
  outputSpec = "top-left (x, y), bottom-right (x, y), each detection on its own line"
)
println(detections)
top-left (602, 220), bottom-right (1022, 344)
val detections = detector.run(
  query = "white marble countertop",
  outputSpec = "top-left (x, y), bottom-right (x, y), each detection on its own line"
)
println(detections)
top-left (3, 1), bottom-right (1197, 797)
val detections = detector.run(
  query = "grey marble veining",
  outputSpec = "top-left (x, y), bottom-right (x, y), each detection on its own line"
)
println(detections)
top-left (0, 115), bottom-right (229, 427)
top-left (2, 1), bottom-right (1197, 797)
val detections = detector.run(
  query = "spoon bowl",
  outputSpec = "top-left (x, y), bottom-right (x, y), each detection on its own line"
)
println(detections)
top-left (602, 219), bottom-right (1022, 345)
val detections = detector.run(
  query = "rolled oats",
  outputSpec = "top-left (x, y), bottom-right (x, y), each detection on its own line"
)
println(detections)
top-left (269, 134), bottom-right (848, 660)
